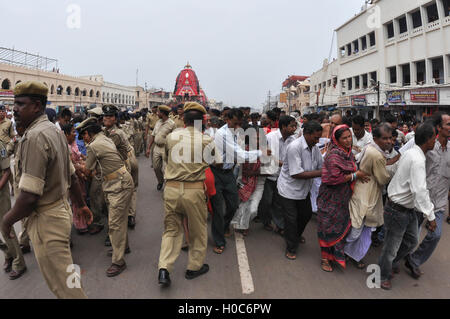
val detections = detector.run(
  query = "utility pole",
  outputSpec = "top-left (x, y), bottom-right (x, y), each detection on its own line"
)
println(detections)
top-left (375, 81), bottom-right (380, 120)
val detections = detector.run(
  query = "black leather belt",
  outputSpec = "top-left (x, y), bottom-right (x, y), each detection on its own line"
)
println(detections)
top-left (387, 199), bottom-right (414, 213)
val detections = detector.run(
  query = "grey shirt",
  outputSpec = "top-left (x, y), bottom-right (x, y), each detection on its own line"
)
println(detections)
top-left (277, 135), bottom-right (323, 200)
top-left (426, 139), bottom-right (450, 213)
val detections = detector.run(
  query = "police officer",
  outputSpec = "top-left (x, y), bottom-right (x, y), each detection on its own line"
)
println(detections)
top-left (77, 117), bottom-right (133, 277)
top-left (85, 107), bottom-right (107, 236)
top-left (2, 81), bottom-right (92, 298)
top-left (173, 104), bottom-right (185, 129)
top-left (145, 105), bottom-right (159, 168)
top-left (0, 137), bottom-right (26, 279)
top-left (102, 104), bottom-right (139, 229)
top-left (145, 105), bottom-right (175, 190)
top-left (158, 102), bottom-right (218, 287)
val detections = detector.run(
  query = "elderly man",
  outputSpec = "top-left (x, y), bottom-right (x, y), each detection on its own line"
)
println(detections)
top-left (346, 123), bottom-right (393, 266)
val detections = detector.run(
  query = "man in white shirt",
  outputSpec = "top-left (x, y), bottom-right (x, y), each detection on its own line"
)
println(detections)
top-left (378, 122), bottom-right (437, 290)
top-left (258, 116), bottom-right (297, 234)
top-left (405, 114), bottom-right (450, 279)
top-left (350, 115), bottom-right (373, 162)
top-left (277, 121), bottom-right (323, 260)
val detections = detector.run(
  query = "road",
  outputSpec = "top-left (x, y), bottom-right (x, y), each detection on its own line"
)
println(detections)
top-left (1, 156), bottom-right (450, 299)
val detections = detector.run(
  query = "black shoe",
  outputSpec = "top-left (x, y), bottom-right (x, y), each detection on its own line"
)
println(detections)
top-left (128, 216), bottom-right (136, 229)
top-left (9, 267), bottom-right (27, 280)
top-left (158, 269), bottom-right (171, 287)
top-left (185, 264), bottom-right (209, 280)
top-left (405, 258), bottom-right (421, 279)
top-left (157, 183), bottom-right (164, 191)
top-left (105, 236), bottom-right (111, 247)
top-left (0, 241), bottom-right (7, 251)
top-left (20, 245), bottom-right (31, 254)
top-left (3, 258), bottom-right (13, 273)
top-left (107, 247), bottom-right (131, 257)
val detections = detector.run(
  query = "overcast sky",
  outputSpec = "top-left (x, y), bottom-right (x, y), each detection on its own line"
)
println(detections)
top-left (1, 0), bottom-right (366, 108)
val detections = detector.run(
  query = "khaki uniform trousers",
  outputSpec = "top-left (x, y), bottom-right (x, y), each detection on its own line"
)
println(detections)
top-left (0, 183), bottom-right (26, 272)
top-left (134, 133), bottom-right (143, 156)
top-left (152, 145), bottom-right (165, 185)
top-left (26, 199), bottom-right (87, 299)
top-left (125, 149), bottom-right (139, 218)
top-left (158, 181), bottom-right (208, 273)
top-left (89, 176), bottom-right (107, 226)
top-left (103, 168), bottom-right (133, 266)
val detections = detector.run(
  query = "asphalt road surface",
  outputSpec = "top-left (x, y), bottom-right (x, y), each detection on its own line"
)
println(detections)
top-left (1, 157), bottom-right (450, 299)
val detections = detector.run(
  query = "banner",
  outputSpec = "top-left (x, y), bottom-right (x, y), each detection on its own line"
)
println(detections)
top-left (351, 95), bottom-right (367, 107)
top-left (410, 88), bottom-right (438, 103)
top-left (338, 96), bottom-right (351, 108)
top-left (387, 91), bottom-right (403, 103)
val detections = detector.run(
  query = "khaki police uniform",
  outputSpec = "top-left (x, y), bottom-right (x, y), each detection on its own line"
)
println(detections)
top-left (16, 114), bottom-right (87, 299)
top-left (146, 112), bottom-right (159, 167)
top-left (158, 103), bottom-right (218, 273)
top-left (105, 125), bottom-right (139, 219)
top-left (152, 118), bottom-right (175, 185)
top-left (173, 115), bottom-right (185, 129)
top-left (0, 141), bottom-right (26, 273)
top-left (85, 132), bottom-right (133, 267)
top-left (0, 117), bottom-right (15, 147)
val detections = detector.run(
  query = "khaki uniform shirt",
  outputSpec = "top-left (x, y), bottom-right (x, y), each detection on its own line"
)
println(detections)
top-left (85, 132), bottom-right (124, 177)
top-left (173, 115), bottom-right (185, 129)
top-left (104, 125), bottom-right (132, 161)
top-left (0, 118), bottom-right (15, 147)
top-left (15, 115), bottom-right (75, 206)
top-left (147, 113), bottom-right (159, 135)
top-left (164, 127), bottom-right (217, 182)
top-left (152, 118), bottom-right (175, 146)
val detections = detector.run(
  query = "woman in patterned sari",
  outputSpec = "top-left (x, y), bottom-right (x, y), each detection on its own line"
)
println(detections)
top-left (317, 124), bottom-right (370, 272)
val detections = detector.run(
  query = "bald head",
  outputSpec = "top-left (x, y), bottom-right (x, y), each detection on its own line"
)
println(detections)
top-left (330, 114), bottom-right (343, 130)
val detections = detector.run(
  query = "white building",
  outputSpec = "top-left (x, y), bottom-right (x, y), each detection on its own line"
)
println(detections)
top-left (310, 0), bottom-right (450, 120)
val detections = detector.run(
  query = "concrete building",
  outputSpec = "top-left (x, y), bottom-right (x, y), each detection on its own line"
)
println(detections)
top-left (309, 0), bottom-right (450, 120)
top-left (281, 75), bottom-right (311, 114)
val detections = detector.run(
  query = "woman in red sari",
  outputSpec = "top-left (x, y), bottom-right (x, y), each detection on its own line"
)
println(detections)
top-left (317, 125), bottom-right (370, 272)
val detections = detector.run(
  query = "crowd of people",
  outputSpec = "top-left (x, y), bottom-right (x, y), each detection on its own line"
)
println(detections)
top-left (0, 80), bottom-right (449, 298)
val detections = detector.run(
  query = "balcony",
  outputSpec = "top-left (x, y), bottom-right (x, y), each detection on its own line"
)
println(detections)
top-left (426, 20), bottom-right (441, 32)
top-left (411, 26), bottom-right (424, 37)
top-left (398, 32), bottom-right (409, 41)
top-left (444, 16), bottom-right (450, 26)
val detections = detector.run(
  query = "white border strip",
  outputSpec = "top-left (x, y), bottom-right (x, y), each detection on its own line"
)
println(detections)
top-left (235, 232), bottom-right (255, 295)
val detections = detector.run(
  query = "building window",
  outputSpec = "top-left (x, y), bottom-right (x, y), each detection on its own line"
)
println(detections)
top-left (388, 66), bottom-right (397, 84)
top-left (341, 80), bottom-right (346, 91)
top-left (352, 40), bottom-right (359, 54)
top-left (415, 60), bottom-right (426, 84)
top-left (411, 10), bottom-right (422, 28)
top-left (51, 85), bottom-right (55, 95)
top-left (333, 77), bottom-right (337, 87)
top-left (347, 78), bottom-right (353, 91)
top-left (354, 76), bottom-right (360, 89)
top-left (369, 31), bottom-right (376, 46)
top-left (361, 36), bottom-right (367, 51)
top-left (401, 64), bottom-right (411, 86)
top-left (75, 88), bottom-right (80, 96)
top-left (66, 87), bottom-right (72, 95)
top-left (370, 71), bottom-right (377, 84)
top-left (327, 80), bottom-right (331, 87)
top-left (1, 79), bottom-right (10, 90)
top-left (57, 86), bottom-right (63, 95)
top-left (347, 43), bottom-right (352, 56)
top-left (431, 57), bottom-right (444, 84)
top-left (386, 22), bottom-right (395, 39)
top-left (444, 0), bottom-right (450, 17)
top-left (96, 91), bottom-right (100, 98)
top-left (398, 16), bottom-right (408, 34)
top-left (362, 74), bottom-right (368, 88)
top-left (340, 47), bottom-right (345, 57)
top-left (426, 2), bottom-right (439, 23)
top-left (90, 90), bottom-right (94, 97)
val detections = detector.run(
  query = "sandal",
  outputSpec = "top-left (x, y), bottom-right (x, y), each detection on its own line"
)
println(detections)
top-left (321, 259), bottom-right (333, 272)
top-left (285, 251), bottom-right (296, 260)
top-left (348, 257), bottom-right (366, 269)
top-left (213, 246), bottom-right (225, 254)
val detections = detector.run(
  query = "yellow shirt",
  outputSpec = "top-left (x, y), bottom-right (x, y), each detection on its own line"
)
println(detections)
top-left (85, 132), bottom-right (124, 176)
top-left (164, 126), bottom-right (217, 182)
top-left (152, 118), bottom-right (175, 146)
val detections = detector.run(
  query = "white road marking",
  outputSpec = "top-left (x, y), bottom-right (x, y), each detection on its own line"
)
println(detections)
top-left (234, 232), bottom-right (255, 295)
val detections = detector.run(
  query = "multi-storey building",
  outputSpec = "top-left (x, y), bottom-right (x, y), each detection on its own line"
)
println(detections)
top-left (310, 0), bottom-right (450, 120)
